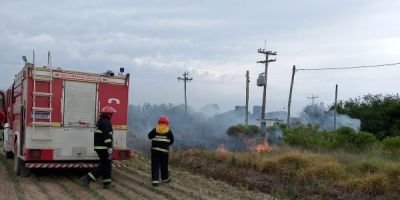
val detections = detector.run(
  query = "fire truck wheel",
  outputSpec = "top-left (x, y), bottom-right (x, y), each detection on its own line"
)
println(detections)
top-left (13, 145), bottom-right (20, 175)
top-left (13, 145), bottom-right (30, 177)
top-left (5, 151), bottom-right (13, 159)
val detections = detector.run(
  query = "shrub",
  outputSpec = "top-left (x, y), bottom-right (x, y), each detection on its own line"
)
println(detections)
top-left (296, 161), bottom-right (344, 185)
top-left (344, 173), bottom-right (390, 197)
top-left (256, 158), bottom-right (278, 173)
top-left (276, 152), bottom-right (311, 176)
top-left (226, 124), bottom-right (260, 137)
top-left (382, 136), bottom-right (400, 154)
top-left (347, 160), bottom-right (382, 174)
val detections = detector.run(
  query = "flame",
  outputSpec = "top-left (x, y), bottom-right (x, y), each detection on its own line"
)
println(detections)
top-left (215, 144), bottom-right (230, 160)
top-left (255, 140), bottom-right (272, 153)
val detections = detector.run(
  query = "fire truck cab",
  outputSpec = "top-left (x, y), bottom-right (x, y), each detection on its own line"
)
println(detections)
top-left (0, 64), bottom-right (131, 176)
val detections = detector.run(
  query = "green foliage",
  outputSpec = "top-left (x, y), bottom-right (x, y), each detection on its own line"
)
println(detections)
top-left (333, 94), bottom-right (400, 139)
top-left (283, 125), bottom-right (377, 152)
top-left (226, 124), bottom-right (260, 137)
top-left (382, 136), bottom-right (400, 154)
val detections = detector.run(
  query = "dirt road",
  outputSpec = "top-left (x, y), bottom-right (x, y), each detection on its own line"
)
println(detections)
top-left (0, 148), bottom-right (275, 200)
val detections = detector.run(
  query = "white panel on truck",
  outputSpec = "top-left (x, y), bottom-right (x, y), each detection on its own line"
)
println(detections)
top-left (63, 81), bottom-right (97, 127)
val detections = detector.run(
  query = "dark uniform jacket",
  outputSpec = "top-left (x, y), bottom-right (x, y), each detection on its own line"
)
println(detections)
top-left (94, 116), bottom-right (113, 151)
top-left (148, 128), bottom-right (174, 153)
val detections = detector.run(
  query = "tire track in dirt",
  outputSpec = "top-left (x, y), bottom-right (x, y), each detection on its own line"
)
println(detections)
top-left (58, 177), bottom-right (98, 200)
top-left (129, 157), bottom-right (234, 200)
top-left (110, 179), bottom-right (147, 200)
top-left (113, 171), bottom-right (168, 200)
top-left (89, 179), bottom-right (129, 200)
top-left (131, 155), bottom-right (273, 200)
top-left (0, 155), bottom-right (18, 200)
top-left (19, 176), bottom-right (50, 200)
top-left (121, 165), bottom-right (210, 200)
top-left (38, 176), bottom-right (75, 200)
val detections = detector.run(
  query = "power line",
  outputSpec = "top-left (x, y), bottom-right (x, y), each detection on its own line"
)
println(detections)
top-left (297, 62), bottom-right (400, 71)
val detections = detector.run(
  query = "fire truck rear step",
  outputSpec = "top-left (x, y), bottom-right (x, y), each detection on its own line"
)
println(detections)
top-left (25, 161), bottom-right (128, 168)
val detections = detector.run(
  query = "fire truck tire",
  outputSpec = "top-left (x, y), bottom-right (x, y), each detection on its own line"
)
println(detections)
top-left (13, 145), bottom-right (20, 175)
top-left (13, 145), bottom-right (30, 177)
top-left (19, 159), bottom-right (30, 177)
top-left (5, 151), bottom-right (13, 159)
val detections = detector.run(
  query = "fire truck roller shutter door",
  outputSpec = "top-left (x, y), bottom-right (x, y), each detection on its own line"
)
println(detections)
top-left (63, 81), bottom-right (97, 127)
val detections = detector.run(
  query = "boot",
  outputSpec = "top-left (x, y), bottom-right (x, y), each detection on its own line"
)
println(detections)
top-left (81, 176), bottom-right (91, 188)
top-left (162, 177), bottom-right (171, 183)
top-left (103, 184), bottom-right (115, 189)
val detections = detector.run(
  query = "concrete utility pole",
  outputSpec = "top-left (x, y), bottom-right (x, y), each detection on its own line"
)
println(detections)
top-left (307, 95), bottom-right (319, 105)
top-left (287, 65), bottom-right (296, 128)
top-left (177, 70), bottom-right (193, 117)
top-left (257, 46), bottom-right (277, 133)
top-left (245, 70), bottom-right (250, 126)
top-left (334, 84), bottom-right (338, 131)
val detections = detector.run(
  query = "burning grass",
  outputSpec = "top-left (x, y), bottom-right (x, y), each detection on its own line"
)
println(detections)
top-left (171, 145), bottom-right (400, 199)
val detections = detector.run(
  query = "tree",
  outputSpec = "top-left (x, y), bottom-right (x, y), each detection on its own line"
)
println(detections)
top-left (332, 94), bottom-right (400, 139)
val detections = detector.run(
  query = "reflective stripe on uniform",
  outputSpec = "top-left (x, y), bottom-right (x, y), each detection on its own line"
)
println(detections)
top-left (152, 147), bottom-right (169, 152)
top-left (102, 179), bottom-right (112, 183)
top-left (88, 172), bottom-right (96, 181)
top-left (94, 129), bottom-right (102, 133)
top-left (152, 180), bottom-right (160, 183)
top-left (104, 139), bottom-right (112, 143)
top-left (94, 146), bottom-right (108, 150)
top-left (152, 138), bottom-right (171, 142)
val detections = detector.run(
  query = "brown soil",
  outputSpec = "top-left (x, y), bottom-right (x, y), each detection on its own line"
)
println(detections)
top-left (0, 146), bottom-right (275, 200)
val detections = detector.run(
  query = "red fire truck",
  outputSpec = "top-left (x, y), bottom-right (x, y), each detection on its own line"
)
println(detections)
top-left (0, 63), bottom-right (131, 176)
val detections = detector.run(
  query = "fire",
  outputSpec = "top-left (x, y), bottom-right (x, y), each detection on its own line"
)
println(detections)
top-left (215, 144), bottom-right (230, 160)
top-left (255, 140), bottom-right (272, 153)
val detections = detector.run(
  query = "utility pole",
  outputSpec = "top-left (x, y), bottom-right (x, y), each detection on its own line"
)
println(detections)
top-left (287, 65), bottom-right (296, 128)
top-left (257, 45), bottom-right (277, 133)
top-left (245, 70), bottom-right (250, 126)
top-left (334, 84), bottom-right (338, 131)
top-left (177, 70), bottom-right (193, 117)
top-left (307, 95), bottom-right (319, 105)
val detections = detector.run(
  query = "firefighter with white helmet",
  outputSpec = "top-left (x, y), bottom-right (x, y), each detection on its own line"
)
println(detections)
top-left (148, 115), bottom-right (174, 186)
top-left (82, 106), bottom-right (116, 189)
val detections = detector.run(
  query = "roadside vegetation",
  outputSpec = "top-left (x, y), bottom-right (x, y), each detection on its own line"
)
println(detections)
top-left (171, 94), bottom-right (400, 199)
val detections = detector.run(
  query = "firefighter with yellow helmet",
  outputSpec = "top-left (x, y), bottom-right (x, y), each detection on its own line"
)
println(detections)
top-left (148, 115), bottom-right (174, 186)
top-left (82, 106), bottom-right (116, 189)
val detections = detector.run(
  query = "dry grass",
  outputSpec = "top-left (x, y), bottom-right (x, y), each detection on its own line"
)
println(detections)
top-left (172, 146), bottom-right (400, 199)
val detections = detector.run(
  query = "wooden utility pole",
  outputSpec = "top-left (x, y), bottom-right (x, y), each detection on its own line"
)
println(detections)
top-left (287, 65), bottom-right (296, 128)
top-left (307, 95), bottom-right (319, 105)
top-left (334, 84), bottom-right (338, 131)
top-left (245, 70), bottom-right (250, 126)
top-left (177, 70), bottom-right (193, 117)
top-left (257, 46), bottom-right (277, 133)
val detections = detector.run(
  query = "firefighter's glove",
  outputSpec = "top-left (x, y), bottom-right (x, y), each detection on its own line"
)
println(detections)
top-left (107, 148), bottom-right (113, 160)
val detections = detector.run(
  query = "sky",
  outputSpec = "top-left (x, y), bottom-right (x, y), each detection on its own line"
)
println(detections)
top-left (0, 0), bottom-right (399, 115)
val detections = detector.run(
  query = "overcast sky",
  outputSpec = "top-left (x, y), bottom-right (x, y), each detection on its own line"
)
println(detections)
top-left (1, 0), bottom-right (399, 115)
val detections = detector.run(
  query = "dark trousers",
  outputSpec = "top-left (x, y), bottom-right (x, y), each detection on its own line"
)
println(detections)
top-left (151, 149), bottom-right (169, 183)
top-left (88, 150), bottom-right (112, 185)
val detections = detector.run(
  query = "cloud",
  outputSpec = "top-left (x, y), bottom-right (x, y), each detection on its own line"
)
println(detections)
top-left (0, 0), bottom-right (399, 114)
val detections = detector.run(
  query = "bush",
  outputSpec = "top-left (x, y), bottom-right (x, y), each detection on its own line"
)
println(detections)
top-left (276, 152), bottom-right (311, 176)
top-left (226, 124), bottom-right (260, 137)
top-left (283, 126), bottom-right (377, 152)
top-left (296, 161), bottom-right (344, 185)
top-left (347, 160), bottom-right (382, 175)
top-left (382, 136), bottom-right (400, 154)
